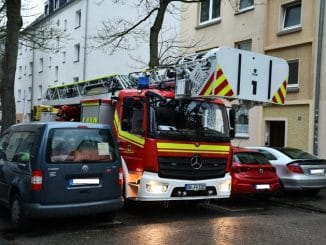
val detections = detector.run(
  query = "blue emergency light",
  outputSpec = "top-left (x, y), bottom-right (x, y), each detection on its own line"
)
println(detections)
top-left (138, 76), bottom-right (149, 89)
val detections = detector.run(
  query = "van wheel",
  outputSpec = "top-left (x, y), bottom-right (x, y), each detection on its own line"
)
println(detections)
top-left (10, 194), bottom-right (27, 229)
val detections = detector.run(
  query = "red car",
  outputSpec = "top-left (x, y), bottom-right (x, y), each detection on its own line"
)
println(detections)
top-left (231, 147), bottom-right (279, 196)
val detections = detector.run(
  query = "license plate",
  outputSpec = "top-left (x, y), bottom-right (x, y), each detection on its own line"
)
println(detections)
top-left (310, 169), bottom-right (325, 175)
top-left (255, 184), bottom-right (270, 190)
top-left (185, 183), bottom-right (206, 191)
top-left (68, 178), bottom-right (100, 186)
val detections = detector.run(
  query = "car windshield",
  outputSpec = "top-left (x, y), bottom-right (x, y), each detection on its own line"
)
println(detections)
top-left (148, 98), bottom-right (230, 142)
top-left (233, 152), bottom-right (270, 164)
top-left (47, 128), bottom-right (117, 163)
top-left (276, 147), bottom-right (318, 160)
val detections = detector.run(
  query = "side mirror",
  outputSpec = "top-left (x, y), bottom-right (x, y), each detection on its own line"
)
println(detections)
top-left (229, 108), bottom-right (236, 139)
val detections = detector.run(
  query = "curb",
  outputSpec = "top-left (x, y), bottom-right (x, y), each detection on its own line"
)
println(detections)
top-left (270, 197), bottom-right (326, 214)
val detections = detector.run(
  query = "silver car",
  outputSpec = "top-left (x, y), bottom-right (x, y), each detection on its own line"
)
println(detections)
top-left (247, 147), bottom-right (326, 195)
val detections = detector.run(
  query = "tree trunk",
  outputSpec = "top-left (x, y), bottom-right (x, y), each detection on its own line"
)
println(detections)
top-left (149, 0), bottom-right (170, 68)
top-left (1, 0), bottom-right (22, 132)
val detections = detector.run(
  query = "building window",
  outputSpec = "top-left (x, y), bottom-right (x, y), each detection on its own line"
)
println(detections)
top-left (287, 59), bottom-right (299, 88)
top-left (39, 58), bottom-right (43, 73)
top-left (200, 0), bottom-right (221, 25)
top-left (17, 89), bottom-right (22, 102)
top-left (235, 39), bottom-right (252, 51)
top-left (56, 36), bottom-right (60, 52)
top-left (73, 77), bottom-right (79, 82)
top-left (234, 106), bottom-right (249, 138)
top-left (28, 87), bottom-right (32, 101)
top-left (56, 19), bottom-right (60, 27)
top-left (75, 10), bottom-right (81, 28)
top-left (239, 0), bottom-right (254, 11)
top-left (24, 66), bottom-right (26, 76)
top-left (45, 3), bottom-right (49, 15)
top-left (38, 85), bottom-right (43, 100)
top-left (63, 51), bottom-right (66, 63)
top-left (74, 43), bottom-right (80, 62)
top-left (64, 19), bottom-right (67, 31)
top-left (55, 66), bottom-right (59, 82)
top-left (18, 66), bottom-right (22, 79)
top-left (29, 62), bottom-right (33, 76)
top-left (49, 57), bottom-right (52, 68)
top-left (54, 0), bottom-right (59, 10)
top-left (282, 1), bottom-right (301, 30)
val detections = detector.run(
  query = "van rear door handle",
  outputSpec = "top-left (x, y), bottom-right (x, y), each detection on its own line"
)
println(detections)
top-left (18, 163), bottom-right (27, 168)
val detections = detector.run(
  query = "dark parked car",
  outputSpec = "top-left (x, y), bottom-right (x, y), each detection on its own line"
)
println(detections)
top-left (248, 146), bottom-right (326, 195)
top-left (0, 122), bottom-right (123, 228)
top-left (231, 147), bottom-right (279, 196)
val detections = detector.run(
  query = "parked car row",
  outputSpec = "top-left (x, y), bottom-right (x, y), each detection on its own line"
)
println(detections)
top-left (231, 146), bottom-right (326, 197)
top-left (1, 121), bottom-right (326, 229)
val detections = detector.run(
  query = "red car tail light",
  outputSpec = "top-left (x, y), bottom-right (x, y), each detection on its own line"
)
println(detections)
top-left (231, 165), bottom-right (250, 173)
top-left (118, 167), bottom-right (123, 186)
top-left (287, 162), bottom-right (304, 174)
top-left (31, 170), bottom-right (43, 191)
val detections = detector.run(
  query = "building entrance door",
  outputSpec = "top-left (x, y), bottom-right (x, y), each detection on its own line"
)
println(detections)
top-left (265, 121), bottom-right (285, 147)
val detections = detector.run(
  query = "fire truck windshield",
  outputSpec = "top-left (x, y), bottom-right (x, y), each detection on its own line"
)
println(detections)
top-left (148, 98), bottom-right (230, 142)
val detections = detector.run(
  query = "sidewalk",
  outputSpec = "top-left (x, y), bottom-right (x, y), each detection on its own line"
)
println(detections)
top-left (271, 189), bottom-right (326, 213)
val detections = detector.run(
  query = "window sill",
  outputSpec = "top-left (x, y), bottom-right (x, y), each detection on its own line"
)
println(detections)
top-left (196, 18), bottom-right (221, 29)
top-left (287, 86), bottom-right (299, 93)
top-left (234, 6), bottom-right (254, 15)
top-left (73, 59), bottom-right (80, 63)
top-left (277, 26), bottom-right (302, 36)
top-left (75, 25), bottom-right (81, 30)
top-left (235, 135), bottom-right (249, 139)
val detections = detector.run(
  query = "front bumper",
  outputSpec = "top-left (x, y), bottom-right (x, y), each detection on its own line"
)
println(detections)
top-left (24, 198), bottom-right (122, 218)
top-left (130, 171), bottom-right (231, 201)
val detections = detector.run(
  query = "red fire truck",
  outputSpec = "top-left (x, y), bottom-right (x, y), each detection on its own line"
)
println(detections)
top-left (43, 47), bottom-right (289, 202)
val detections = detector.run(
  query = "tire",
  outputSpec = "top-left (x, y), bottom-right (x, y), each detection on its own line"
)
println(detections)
top-left (275, 180), bottom-right (286, 197)
top-left (10, 194), bottom-right (28, 229)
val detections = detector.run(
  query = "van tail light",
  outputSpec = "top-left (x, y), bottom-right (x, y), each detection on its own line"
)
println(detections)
top-left (118, 167), bottom-right (123, 186)
top-left (287, 162), bottom-right (304, 174)
top-left (31, 170), bottom-right (43, 191)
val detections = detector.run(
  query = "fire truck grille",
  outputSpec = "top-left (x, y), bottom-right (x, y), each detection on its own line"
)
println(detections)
top-left (158, 157), bottom-right (228, 180)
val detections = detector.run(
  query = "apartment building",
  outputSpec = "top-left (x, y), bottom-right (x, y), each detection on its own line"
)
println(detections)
top-left (180, 0), bottom-right (321, 154)
top-left (15, 0), bottom-right (178, 122)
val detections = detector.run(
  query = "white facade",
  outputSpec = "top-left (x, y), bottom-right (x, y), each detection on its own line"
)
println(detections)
top-left (15, 0), bottom-right (178, 122)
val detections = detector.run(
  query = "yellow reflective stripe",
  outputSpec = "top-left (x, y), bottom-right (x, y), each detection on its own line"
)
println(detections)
top-left (114, 111), bottom-right (145, 148)
top-left (157, 142), bottom-right (230, 154)
top-left (216, 72), bottom-right (225, 87)
top-left (204, 80), bottom-right (215, 96)
top-left (280, 82), bottom-right (287, 95)
top-left (81, 102), bottom-right (100, 106)
top-left (273, 92), bottom-right (282, 105)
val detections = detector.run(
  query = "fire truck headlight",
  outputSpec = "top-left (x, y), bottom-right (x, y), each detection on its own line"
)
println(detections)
top-left (146, 180), bottom-right (168, 193)
top-left (218, 179), bottom-right (231, 193)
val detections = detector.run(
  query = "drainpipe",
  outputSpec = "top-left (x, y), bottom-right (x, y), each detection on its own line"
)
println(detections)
top-left (313, 0), bottom-right (325, 155)
top-left (30, 43), bottom-right (35, 122)
top-left (82, 0), bottom-right (89, 80)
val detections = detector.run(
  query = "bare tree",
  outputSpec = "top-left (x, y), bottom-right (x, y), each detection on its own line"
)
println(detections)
top-left (93, 0), bottom-right (203, 68)
top-left (0, 0), bottom-right (22, 132)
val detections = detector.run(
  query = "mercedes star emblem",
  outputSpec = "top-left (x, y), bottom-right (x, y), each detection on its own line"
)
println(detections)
top-left (190, 155), bottom-right (203, 170)
top-left (82, 165), bottom-right (89, 173)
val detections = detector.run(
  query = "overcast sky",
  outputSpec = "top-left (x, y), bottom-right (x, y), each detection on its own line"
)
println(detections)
top-left (22, 0), bottom-right (45, 26)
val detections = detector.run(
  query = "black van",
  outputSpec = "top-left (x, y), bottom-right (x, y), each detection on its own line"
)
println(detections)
top-left (0, 122), bottom-right (123, 228)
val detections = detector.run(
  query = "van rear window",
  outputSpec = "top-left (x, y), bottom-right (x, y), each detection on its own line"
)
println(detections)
top-left (47, 128), bottom-right (117, 163)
